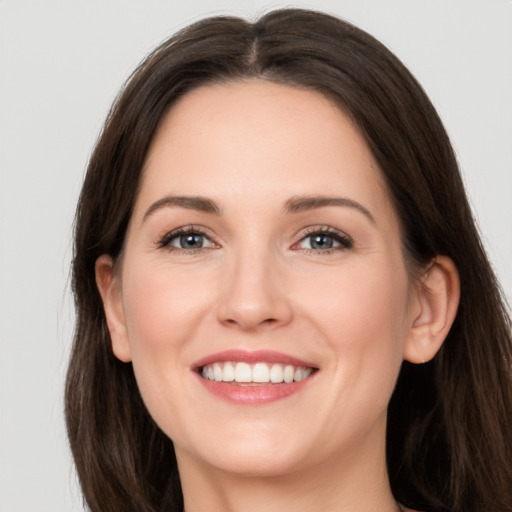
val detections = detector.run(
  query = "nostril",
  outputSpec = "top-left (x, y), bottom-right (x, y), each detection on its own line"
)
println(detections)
top-left (216, 283), bottom-right (294, 330)
top-left (222, 316), bottom-right (279, 330)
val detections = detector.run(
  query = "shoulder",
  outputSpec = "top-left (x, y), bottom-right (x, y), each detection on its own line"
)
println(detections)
top-left (402, 508), bottom-right (435, 512)
top-left (402, 508), bottom-right (449, 512)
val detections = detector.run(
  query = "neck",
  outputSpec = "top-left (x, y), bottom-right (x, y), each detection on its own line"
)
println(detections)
top-left (177, 420), bottom-right (400, 512)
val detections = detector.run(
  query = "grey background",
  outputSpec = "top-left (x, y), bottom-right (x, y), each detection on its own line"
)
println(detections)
top-left (1, 0), bottom-right (511, 510)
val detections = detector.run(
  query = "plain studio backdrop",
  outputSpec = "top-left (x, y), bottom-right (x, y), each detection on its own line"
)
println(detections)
top-left (0, 1), bottom-right (511, 510)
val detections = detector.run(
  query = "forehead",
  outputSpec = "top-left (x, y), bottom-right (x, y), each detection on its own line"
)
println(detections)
top-left (137, 80), bottom-right (393, 219)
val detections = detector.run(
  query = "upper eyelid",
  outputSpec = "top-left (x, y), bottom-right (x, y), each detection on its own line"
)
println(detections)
top-left (155, 224), bottom-right (353, 248)
top-left (156, 225), bottom-right (218, 247)
top-left (296, 225), bottom-right (353, 241)
top-left (292, 226), bottom-right (354, 251)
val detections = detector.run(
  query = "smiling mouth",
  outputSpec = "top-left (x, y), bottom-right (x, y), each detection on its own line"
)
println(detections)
top-left (200, 361), bottom-right (316, 385)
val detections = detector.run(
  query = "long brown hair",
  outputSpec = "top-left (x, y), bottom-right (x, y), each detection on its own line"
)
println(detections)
top-left (66, 8), bottom-right (512, 512)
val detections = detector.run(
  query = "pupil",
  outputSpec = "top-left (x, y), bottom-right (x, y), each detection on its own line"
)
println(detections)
top-left (181, 234), bottom-right (202, 248)
top-left (311, 235), bottom-right (333, 249)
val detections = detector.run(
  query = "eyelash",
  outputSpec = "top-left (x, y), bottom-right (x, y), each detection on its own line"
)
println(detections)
top-left (156, 225), bottom-right (218, 254)
top-left (293, 226), bottom-right (353, 254)
top-left (156, 225), bottom-right (353, 254)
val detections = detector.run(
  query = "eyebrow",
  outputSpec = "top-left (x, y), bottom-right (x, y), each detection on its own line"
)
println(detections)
top-left (283, 195), bottom-right (376, 224)
top-left (142, 193), bottom-right (375, 225)
top-left (143, 195), bottom-right (222, 222)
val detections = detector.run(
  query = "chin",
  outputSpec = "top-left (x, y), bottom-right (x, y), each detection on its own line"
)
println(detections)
top-left (202, 447), bottom-right (307, 478)
top-left (176, 423), bottom-right (315, 478)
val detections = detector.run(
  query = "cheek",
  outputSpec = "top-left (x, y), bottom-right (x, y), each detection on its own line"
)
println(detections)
top-left (122, 260), bottom-right (213, 357)
top-left (120, 257), bottom-right (219, 423)
top-left (305, 256), bottom-right (409, 336)
top-left (303, 258), bottom-right (410, 402)
top-left (119, 259), bottom-right (218, 438)
top-left (310, 263), bottom-right (410, 453)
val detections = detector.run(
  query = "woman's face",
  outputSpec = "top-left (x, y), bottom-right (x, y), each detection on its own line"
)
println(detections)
top-left (103, 81), bottom-right (420, 477)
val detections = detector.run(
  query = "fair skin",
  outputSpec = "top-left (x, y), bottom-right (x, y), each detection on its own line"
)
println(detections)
top-left (96, 81), bottom-right (459, 512)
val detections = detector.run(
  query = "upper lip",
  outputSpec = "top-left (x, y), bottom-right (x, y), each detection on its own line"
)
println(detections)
top-left (192, 349), bottom-right (318, 370)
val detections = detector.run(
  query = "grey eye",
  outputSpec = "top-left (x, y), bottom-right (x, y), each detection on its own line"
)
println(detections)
top-left (169, 232), bottom-right (214, 249)
top-left (299, 234), bottom-right (341, 250)
top-left (308, 234), bottom-right (336, 249)
top-left (296, 230), bottom-right (353, 251)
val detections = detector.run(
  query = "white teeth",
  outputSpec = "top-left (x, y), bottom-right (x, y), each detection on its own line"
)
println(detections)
top-left (201, 362), bottom-right (314, 384)
top-left (269, 363), bottom-right (283, 383)
top-left (213, 363), bottom-right (223, 381)
top-left (253, 363), bottom-right (270, 383)
top-left (222, 362), bottom-right (235, 382)
top-left (235, 362), bottom-right (252, 383)
top-left (284, 365), bottom-right (295, 383)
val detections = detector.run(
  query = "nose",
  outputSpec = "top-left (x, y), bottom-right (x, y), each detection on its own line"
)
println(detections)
top-left (216, 248), bottom-right (293, 332)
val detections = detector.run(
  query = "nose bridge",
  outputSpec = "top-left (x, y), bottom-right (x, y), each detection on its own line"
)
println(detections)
top-left (217, 240), bottom-right (292, 331)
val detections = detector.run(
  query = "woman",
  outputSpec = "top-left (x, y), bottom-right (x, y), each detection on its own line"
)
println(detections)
top-left (66, 8), bottom-right (512, 512)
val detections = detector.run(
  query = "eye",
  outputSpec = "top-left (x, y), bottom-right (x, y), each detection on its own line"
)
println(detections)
top-left (295, 228), bottom-right (353, 252)
top-left (171, 233), bottom-right (212, 249)
top-left (158, 227), bottom-right (217, 252)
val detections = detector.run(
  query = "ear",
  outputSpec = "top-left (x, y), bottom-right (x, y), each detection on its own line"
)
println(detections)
top-left (404, 256), bottom-right (460, 364)
top-left (95, 255), bottom-right (132, 362)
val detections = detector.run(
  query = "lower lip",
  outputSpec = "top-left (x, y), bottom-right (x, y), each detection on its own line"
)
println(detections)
top-left (196, 374), bottom-right (314, 405)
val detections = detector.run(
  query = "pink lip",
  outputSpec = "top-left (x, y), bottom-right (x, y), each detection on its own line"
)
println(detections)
top-left (192, 350), bottom-right (318, 405)
top-left (196, 377), bottom-right (314, 405)
top-left (192, 349), bottom-right (316, 369)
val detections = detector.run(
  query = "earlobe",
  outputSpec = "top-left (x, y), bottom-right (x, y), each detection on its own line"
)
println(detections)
top-left (404, 256), bottom-right (460, 364)
top-left (95, 255), bottom-right (132, 362)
